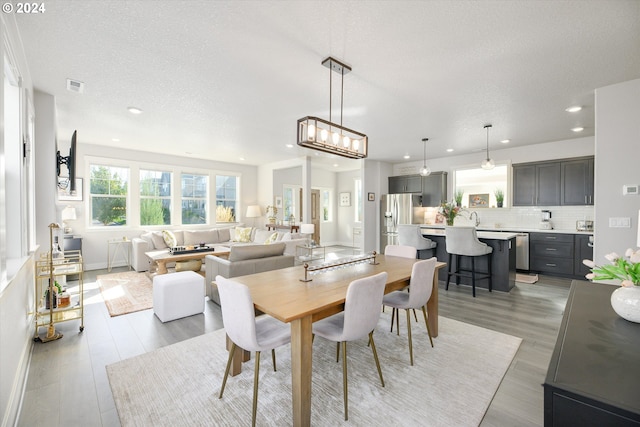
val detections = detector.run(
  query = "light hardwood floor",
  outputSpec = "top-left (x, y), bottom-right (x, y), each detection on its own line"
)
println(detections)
top-left (17, 248), bottom-right (571, 426)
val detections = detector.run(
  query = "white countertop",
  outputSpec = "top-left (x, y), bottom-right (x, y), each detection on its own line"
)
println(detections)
top-left (421, 228), bottom-right (518, 240)
top-left (420, 225), bottom-right (594, 235)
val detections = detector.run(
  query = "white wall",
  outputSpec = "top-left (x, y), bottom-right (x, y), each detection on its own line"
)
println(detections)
top-left (594, 79), bottom-right (640, 262)
top-left (336, 169), bottom-right (362, 246)
top-left (1, 14), bottom-right (36, 427)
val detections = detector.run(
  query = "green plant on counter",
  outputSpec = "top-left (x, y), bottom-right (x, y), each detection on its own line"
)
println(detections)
top-left (454, 189), bottom-right (464, 207)
top-left (494, 188), bottom-right (504, 207)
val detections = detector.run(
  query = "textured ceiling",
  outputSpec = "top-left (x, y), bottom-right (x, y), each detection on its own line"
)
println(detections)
top-left (14, 0), bottom-right (640, 171)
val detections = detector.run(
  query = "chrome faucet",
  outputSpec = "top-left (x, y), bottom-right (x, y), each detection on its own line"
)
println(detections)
top-left (469, 211), bottom-right (480, 226)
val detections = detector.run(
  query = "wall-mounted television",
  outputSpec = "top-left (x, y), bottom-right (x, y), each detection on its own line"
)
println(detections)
top-left (57, 130), bottom-right (77, 194)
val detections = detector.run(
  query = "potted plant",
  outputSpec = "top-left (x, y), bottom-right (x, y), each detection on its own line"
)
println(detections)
top-left (454, 189), bottom-right (464, 207)
top-left (494, 189), bottom-right (504, 208)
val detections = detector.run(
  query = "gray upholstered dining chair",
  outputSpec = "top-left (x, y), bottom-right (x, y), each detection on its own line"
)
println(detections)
top-left (444, 226), bottom-right (493, 297)
top-left (312, 272), bottom-right (388, 421)
top-left (382, 257), bottom-right (437, 365)
top-left (216, 275), bottom-right (291, 427)
top-left (397, 224), bottom-right (437, 259)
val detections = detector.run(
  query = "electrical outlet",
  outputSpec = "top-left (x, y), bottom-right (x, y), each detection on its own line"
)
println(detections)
top-left (609, 217), bottom-right (631, 228)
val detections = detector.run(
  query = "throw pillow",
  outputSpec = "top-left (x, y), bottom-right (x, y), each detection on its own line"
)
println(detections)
top-left (264, 232), bottom-right (278, 244)
top-left (235, 227), bottom-right (253, 243)
top-left (150, 231), bottom-right (167, 249)
top-left (281, 232), bottom-right (292, 241)
top-left (162, 230), bottom-right (177, 248)
top-left (253, 229), bottom-right (273, 244)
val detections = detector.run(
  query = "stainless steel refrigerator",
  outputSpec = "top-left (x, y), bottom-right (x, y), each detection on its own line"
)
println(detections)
top-left (380, 194), bottom-right (423, 252)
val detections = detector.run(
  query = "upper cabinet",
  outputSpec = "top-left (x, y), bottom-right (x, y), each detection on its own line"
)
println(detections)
top-left (389, 174), bottom-right (422, 193)
top-left (421, 172), bottom-right (447, 207)
top-left (513, 156), bottom-right (594, 206)
top-left (561, 157), bottom-right (594, 205)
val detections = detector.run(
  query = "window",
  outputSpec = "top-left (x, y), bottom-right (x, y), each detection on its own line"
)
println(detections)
top-left (90, 165), bottom-right (129, 226)
top-left (215, 175), bottom-right (238, 222)
top-left (454, 165), bottom-right (508, 208)
top-left (321, 189), bottom-right (332, 221)
top-left (140, 169), bottom-right (171, 225)
top-left (182, 173), bottom-right (208, 224)
top-left (283, 185), bottom-right (301, 222)
top-left (355, 178), bottom-right (363, 222)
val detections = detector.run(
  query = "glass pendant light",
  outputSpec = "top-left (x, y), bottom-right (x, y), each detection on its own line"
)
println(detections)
top-left (481, 124), bottom-right (495, 170)
top-left (419, 138), bottom-right (431, 176)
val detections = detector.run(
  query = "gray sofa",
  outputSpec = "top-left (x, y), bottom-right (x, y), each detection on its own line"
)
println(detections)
top-left (205, 242), bottom-right (295, 304)
top-left (130, 226), bottom-right (305, 272)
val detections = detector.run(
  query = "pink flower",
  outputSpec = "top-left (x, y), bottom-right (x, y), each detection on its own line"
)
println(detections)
top-left (629, 250), bottom-right (640, 264)
top-left (604, 252), bottom-right (620, 263)
top-left (621, 280), bottom-right (635, 287)
top-left (582, 259), bottom-right (595, 268)
top-left (585, 273), bottom-right (595, 280)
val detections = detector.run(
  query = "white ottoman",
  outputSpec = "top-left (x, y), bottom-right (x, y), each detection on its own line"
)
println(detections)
top-left (153, 271), bottom-right (205, 322)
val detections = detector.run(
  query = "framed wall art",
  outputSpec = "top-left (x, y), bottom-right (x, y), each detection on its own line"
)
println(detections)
top-left (339, 192), bottom-right (351, 207)
top-left (368, 192), bottom-right (375, 202)
top-left (275, 196), bottom-right (283, 209)
top-left (469, 193), bottom-right (489, 208)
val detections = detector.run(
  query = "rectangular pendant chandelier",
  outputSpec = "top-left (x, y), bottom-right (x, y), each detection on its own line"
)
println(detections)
top-left (296, 57), bottom-right (368, 159)
top-left (297, 116), bottom-right (368, 159)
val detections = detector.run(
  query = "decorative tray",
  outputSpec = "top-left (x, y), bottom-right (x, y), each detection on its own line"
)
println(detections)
top-left (169, 246), bottom-right (214, 255)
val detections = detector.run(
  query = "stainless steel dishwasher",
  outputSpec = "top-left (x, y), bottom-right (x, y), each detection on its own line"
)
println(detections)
top-left (515, 233), bottom-right (529, 270)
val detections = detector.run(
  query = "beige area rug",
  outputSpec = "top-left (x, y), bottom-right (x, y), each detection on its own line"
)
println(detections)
top-left (107, 314), bottom-right (522, 426)
top-left (515, 273), bottom-right (539, 284)
top-left (97, 271), bottom-right (153, 317)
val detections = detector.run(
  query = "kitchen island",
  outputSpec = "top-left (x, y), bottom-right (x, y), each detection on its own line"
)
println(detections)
top-left (420, 227), bottom-right (517, 293)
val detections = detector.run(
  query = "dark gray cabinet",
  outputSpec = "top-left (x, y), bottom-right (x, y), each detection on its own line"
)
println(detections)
top-left (544, 281), bottom-right (640, 426)
top-left (513, 164), bottom-right (536, 206)
top-left (389, 174), bottom-right (422, 193)
top-left (574, 234), bottom-right (593, 277)
top-left (530, 232), bottom-right (574, 276)
top-left (561, 157), bottom-right (594, 205)
top-left (513, 156), bottom-right (593, 206)
top-left (536, 162), bottom-right (561, 206)
top-left (513, 162), bottom-right (560, 206)
top-left (421, 172), bottom-right (447, 207)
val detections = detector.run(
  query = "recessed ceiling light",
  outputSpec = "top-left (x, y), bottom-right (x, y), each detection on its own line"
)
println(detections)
top-left (112, 138), bottom-right (120, 142)
top-left (500, 139), bottom-right (510, 144)
top-left (565, 106), bottom-right (582, 113)
top-left (333, 163), bottom-right (339, 167)
top-left (239, 157), bottom-right (245, 161)
top-left (127, 106), bottom-right (143, 114)
top-left (403, 155), bottom-right (410, 159)
top-left (571, 127), bottom-right (584, 132)
top-left (446, 148), bottom-right (454, 152)
top-left (285, 144), bottom-right (293, 148)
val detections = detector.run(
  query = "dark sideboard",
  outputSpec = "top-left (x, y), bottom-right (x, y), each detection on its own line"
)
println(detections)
top-left (543, 281), bottom-right (640, 426)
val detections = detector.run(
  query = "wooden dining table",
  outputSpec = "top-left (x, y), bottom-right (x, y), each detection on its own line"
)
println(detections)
top-left (226, 254), bottom-right (446, 427)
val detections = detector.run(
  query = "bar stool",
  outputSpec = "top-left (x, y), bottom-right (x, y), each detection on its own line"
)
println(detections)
top-left (397, 224), bottom-right (437, 259)
top-left (445, 226), bottom-right (493, 297)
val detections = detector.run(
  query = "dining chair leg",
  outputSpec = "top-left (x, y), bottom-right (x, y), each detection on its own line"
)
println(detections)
top-left (421, 306), bottom-right (434, 347)
top-left (341, 341), bottom-right (349, 421)
top-left (336, 341), bottom-right (340, 362)
top-left (219, 342), bottom-right (236, 398)
top-left (396, 307), bottom-right (400, 336)
top-left (271, 348), bottom-right (277, 371)
top-left (369, 331), bottom-right (385, 387)
top-left (413, 308), bottom-right (418, 322)
top-left (406, 309), bottom-right (414, 366)
top-left (252, 351), bottom-right (261, 427)
top-left (390, 307), bottom-right (395, 332)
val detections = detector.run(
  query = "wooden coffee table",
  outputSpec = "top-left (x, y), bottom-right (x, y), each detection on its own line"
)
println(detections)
top-left (146, 246), bottom-right (230, 275)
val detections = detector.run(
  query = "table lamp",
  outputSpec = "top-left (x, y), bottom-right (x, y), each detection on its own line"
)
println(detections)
top-left (246, 205), bottom-right (261, 227)
top-left (301, 223), bottom-right (315, 246)
top-left (61, 205), bottom-right (77, 234)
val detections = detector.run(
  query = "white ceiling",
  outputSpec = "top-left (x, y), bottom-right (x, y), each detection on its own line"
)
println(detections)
top-left (15, 0), bottom-right (640, 171)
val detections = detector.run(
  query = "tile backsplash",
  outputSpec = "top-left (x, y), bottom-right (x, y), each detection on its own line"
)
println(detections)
top-left (424, 205), bottom-right (595, 231)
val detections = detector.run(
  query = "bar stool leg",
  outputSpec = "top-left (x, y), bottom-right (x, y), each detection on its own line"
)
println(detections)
top-left (446, 253), bottom-right (453, 290)
top-left (471, 256), bottom-right (476, 297)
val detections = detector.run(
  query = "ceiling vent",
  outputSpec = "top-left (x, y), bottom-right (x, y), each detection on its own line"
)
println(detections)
top-left (66, 79), bottom-right (85, 94)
